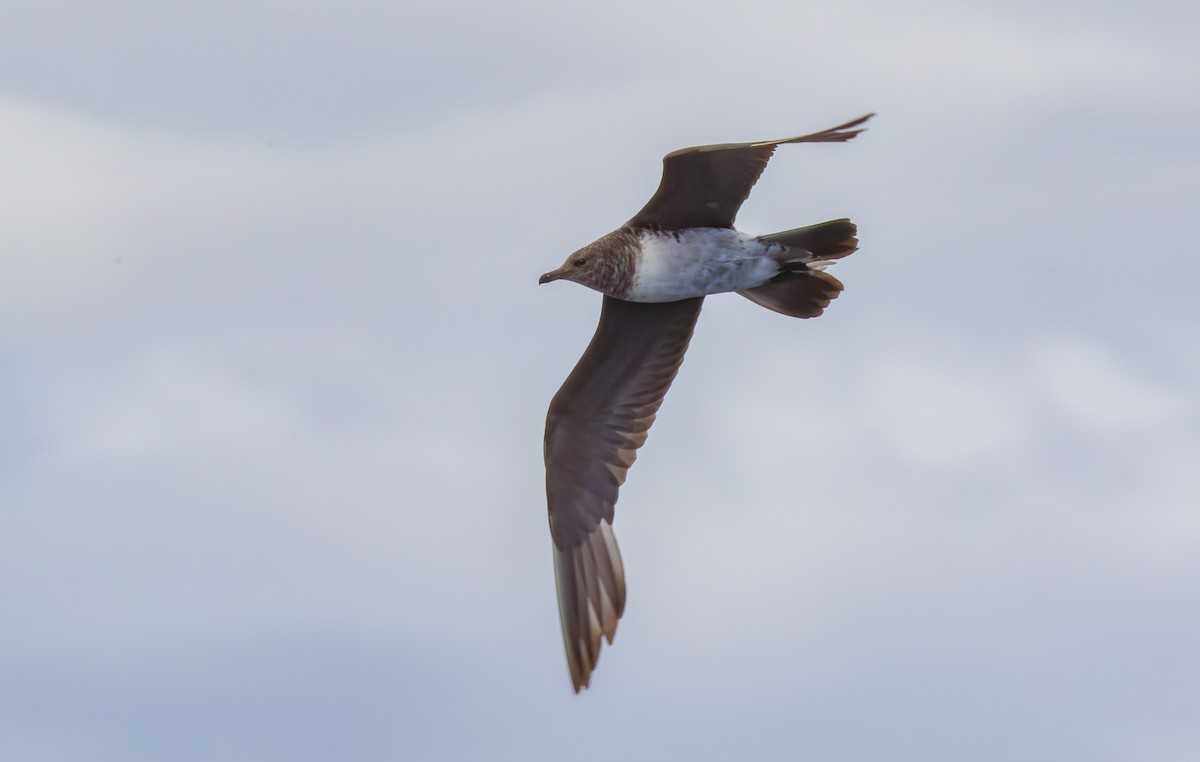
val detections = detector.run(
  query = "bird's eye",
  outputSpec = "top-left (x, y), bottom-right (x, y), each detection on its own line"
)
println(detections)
top-left (573, 257), bottom-right (587, 266)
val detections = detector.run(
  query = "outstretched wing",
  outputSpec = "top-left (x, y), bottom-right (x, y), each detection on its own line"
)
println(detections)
top-left (544, 295), bottom-right (704, 692)
top-left (627, 113), bottom-right (874, 231)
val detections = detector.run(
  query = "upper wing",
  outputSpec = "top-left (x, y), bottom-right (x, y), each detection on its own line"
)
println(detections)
top-left (626, 113), bottom-right (875, 231)
top-left (544, 295), bottom-right (704, 692)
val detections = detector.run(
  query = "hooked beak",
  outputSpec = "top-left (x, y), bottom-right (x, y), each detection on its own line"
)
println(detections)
top-left (539, 266), bottom-right (569, 285)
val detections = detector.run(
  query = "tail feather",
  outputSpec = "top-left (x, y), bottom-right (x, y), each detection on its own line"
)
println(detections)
top-left (738, 269), bottom-right (845, 318)
top-left (758, 218), bottom-right (858, 260)
top-left (738, 218), bottom-right (859, 319)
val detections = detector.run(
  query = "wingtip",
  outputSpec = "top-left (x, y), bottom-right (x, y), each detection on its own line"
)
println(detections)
top-left (825, 112), bottom-right (877, 141)
top-left (554, 518), bottom-right (628, 695)
top-left (755, 112), bottom-right (877, 147)
top-left (570, 671), bottom-right (586, 693)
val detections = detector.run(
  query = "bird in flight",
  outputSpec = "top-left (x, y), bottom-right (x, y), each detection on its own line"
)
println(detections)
top-left (539, 113), bottom-right (874, 692)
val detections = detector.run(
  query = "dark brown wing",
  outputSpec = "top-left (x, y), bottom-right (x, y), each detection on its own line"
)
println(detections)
top-left (626, 113), bottom-right (874, 231)
top-left (544, 295), bottom-right (704, 692)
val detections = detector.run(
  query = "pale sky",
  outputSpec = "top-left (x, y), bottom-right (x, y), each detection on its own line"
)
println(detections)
top-left (2, 1), bottom-right (1199, 760)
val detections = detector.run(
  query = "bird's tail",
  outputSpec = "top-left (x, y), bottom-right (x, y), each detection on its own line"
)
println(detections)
top-left (738, 218), bottom-right (859, 318)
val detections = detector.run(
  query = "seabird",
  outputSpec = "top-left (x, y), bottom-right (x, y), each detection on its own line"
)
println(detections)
top-left (539, 113), bottom-right (874, 692)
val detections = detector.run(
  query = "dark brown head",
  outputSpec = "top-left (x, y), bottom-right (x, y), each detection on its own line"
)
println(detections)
top-left (538, 229), bottom-right (637, 297)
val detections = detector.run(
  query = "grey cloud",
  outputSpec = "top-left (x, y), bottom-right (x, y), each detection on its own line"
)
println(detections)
top-left (0, 0), bottom-right (648, 139)
top-left (3, 0), bottom-right (1199, 759)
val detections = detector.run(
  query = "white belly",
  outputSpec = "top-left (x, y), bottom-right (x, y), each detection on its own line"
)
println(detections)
top-left (626, 229), bottom-right (781, 302)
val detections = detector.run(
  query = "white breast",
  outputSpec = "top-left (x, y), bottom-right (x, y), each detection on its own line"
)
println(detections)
top-left (626, 229), bottom-right (780, 302)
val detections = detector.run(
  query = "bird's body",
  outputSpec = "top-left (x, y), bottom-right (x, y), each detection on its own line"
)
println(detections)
top-left (633, 228), bottom-right (783, 301)
top-left (539, 113), bottom-right (874, 692)
top-left (553, 226), bottom-right (801, 302)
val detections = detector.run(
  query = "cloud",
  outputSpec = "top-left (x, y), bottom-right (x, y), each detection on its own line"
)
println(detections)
top-left (2, 1), bottom-right (1199, 759)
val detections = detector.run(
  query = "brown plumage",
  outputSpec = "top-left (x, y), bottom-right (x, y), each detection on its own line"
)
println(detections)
top-left (540, 114), bottom-right (873, 691)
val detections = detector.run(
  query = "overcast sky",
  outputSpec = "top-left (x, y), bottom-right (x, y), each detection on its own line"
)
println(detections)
top-left (2, 1), bottom-right (1199, 760)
